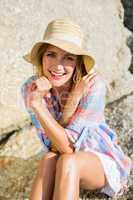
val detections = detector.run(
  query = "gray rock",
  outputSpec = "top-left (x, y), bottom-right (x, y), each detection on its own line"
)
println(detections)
top-left (0, 94), bottom-right (132, 200)
top-left (121, 0), bottom-right (133, 32)
top-left (0, 0), bottom-right (133, 199)
top-left (0, 0), bottom-right (133, 138)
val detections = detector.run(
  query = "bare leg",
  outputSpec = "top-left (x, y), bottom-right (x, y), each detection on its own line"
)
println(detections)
top-left (53, 151), bottom-right (106, 200)
top-left (30, 151), bottom-right (59, 200)
top-left (52, 154), bottom-right (80, 200)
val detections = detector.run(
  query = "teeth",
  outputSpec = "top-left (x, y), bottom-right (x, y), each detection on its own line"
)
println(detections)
top-left (51, 71), bottom-right (64, 76)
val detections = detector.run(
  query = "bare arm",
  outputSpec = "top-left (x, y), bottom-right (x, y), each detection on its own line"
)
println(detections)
top-left (25, 74), bottom-right (95, 154)
top-left (59, 89), bottom-right (82, 126)
top-left (31, 101), bottom-right (74, 154)
top-left (24, 76), bottom-right (74, 154)
top-left (59, 72), bottom-right (96, 126)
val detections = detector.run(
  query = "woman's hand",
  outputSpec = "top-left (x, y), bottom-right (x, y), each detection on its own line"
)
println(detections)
top-left (59, 72), bottom-right (97, 126)
top-left (72, 72), bottom-right (97, 98)
top-left (26, 76), bottom-right (52, 109)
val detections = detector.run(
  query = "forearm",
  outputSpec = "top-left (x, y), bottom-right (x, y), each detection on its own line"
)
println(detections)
top-left (31, 102), bottom-right (74, 154)
top-left (60, 71), bottom-right (96, 126)
top-left (59, 90), bottom-right (82, 126)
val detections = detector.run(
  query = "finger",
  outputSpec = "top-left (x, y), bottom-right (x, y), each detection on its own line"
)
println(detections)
top-left (83, 72), bottom-right (97, 80)
top-left (36, 76), bottom-right (52, 87)
top-left (83, 75), bottom-right (96, 85)
top-left (86, 76), bottom-right (96, 85)
top-left (40, 76), bottom-right (50, 82)
top-left (86, 72), bottom-right (97, 78)
top-left (30, 82), bottom-right (37, 91)
top-left (34, 78), bottom-right (47, 88)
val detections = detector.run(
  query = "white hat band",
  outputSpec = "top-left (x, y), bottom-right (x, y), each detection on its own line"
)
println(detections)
top-left (44, 32), bottom-right (83, 47)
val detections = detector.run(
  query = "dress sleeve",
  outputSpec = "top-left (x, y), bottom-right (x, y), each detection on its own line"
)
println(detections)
top-left (63, 76), bottom-right (132, 178)
top-left (20, 76), bottom-right (51, 150)
top-left (64, 75), bottom-right (107, 150)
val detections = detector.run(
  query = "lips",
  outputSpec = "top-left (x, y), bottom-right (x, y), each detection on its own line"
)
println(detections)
top-left (50, 71), bottom-right (66, 76)
top-left (49, 71), bottom-right (66, 80)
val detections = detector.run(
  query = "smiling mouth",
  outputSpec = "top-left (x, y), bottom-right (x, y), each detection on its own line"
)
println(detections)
top-left (49, 71), bottom-right (67, 79)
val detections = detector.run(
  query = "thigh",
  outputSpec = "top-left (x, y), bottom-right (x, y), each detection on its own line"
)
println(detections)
top-left (74, 151), bottom-right (106, 190)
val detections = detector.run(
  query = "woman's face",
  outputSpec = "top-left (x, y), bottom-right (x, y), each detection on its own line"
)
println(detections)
top-left (42, 45), bottom-right (78, 88)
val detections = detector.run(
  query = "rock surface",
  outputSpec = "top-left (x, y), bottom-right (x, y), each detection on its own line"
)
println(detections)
top-left (121, 0), bottom-right (133, 77)
top-left (0, 0), bottom-right (133, 138)
top-left (0, 0), bottom-right (133, 199)
top-left (121, 0), bottom-right (133, 32)
top-left (0, 94), bottom-right (132, 200)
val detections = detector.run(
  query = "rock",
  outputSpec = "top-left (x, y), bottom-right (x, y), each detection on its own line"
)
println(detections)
top-left (105, 94), bottom-right (133, 156)
top-left (0, 0), bottom-right (133, 137)
top-left (0, 94), bottom-right (132, 199)
top-left (121, 0), bottom-right (133, 32)
top-left (0, 155), bottom-right (41, 200)
top-left (0, 0), bottom-right (133, 198)
top-left (0, 125), bottom-right (47, 159)
top-left (0, 125), bottom-right (46, 200)
top-left (0, 105), bottom-right (31, 141)
top-left (121, 0), bottom-right (133, 76)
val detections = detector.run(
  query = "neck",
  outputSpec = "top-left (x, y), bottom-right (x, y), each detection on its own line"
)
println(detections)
top-left (51, 81), bottom-right (73, 111)
top-left (53, 79), bottom-right (73, 95)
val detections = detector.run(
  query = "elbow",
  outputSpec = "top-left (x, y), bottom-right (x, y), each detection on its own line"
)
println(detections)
top-left (60, 145), bottom-right (74, 154)
top-left (65, 147), bottom-right (74, 154)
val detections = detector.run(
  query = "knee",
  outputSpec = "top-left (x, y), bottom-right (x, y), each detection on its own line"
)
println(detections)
top-left (42, 151), bottom-right (58, 163)
top-left (56, 153), bottom-right (77, 175)
top-left (37, 152), bottom-right (58, 177)
top-left (38, 152), bottom-right (58, 171)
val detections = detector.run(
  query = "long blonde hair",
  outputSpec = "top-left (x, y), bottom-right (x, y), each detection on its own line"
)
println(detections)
top-left (72, 56), bottom-right (87, 84)
top-left (33, 44), bottom-right (90, 87)
top-left (33, 44), bottom-right (48, 77)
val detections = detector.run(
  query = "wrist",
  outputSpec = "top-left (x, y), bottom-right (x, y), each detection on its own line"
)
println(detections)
top-left (68, 91), bottom-right (82, 106)
top-left (71, 88), bottom-right (82, 99)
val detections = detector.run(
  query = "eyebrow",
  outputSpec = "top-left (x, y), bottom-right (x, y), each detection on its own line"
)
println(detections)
top-left (46, 50), bottom-right (77, 57)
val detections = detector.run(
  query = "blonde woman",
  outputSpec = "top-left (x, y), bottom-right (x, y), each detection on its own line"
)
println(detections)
top-left (21, 19), bottom-right (132, 200)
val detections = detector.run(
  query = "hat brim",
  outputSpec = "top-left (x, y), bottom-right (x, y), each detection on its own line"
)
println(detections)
top-left (23, 39), bottom-right (95, 73)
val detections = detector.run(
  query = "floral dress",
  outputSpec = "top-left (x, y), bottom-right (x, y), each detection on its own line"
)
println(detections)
top-left (21, 74), bottom-right (132, 197)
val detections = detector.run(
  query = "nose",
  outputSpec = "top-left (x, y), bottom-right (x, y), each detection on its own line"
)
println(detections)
top-left (56, 64), bottom-right (64, 70)
top-left (55, 57), bottom-right (64, 70)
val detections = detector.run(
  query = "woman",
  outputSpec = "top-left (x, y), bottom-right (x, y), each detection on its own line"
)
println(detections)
top-left (21, 19), bottom-right (132, 200)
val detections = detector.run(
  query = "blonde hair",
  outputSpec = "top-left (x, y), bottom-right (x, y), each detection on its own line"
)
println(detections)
top-left (32, 49), bottom-right (111, 94)
top-left (33, 44), bottom-right (89, 86)
top-left (73, 58), bottom-right (111, 94)
top-left (72, 56), bottom-right (87, 85)
top-left (33, 44), bottom-right (48, 77)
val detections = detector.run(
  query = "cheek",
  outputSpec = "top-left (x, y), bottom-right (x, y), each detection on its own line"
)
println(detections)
top-left (66, 65), bottom-right (76, 74)
top-left (42, 59), bottom-right (50, 73)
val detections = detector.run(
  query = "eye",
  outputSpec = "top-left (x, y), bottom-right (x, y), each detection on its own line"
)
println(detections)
top-left (46, 53), bottom-right (56, 58)
top-left (65, 56), bottom-right (75, 61)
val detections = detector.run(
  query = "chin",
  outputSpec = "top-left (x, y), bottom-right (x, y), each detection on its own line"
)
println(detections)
top-left (48, 75), bottom-right (72, 87)
top-left (50, 80), bottom-right (67, 87)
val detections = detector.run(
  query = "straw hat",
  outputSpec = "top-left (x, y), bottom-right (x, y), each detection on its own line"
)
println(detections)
top-left (23, 18), bottom-right (95, 73)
